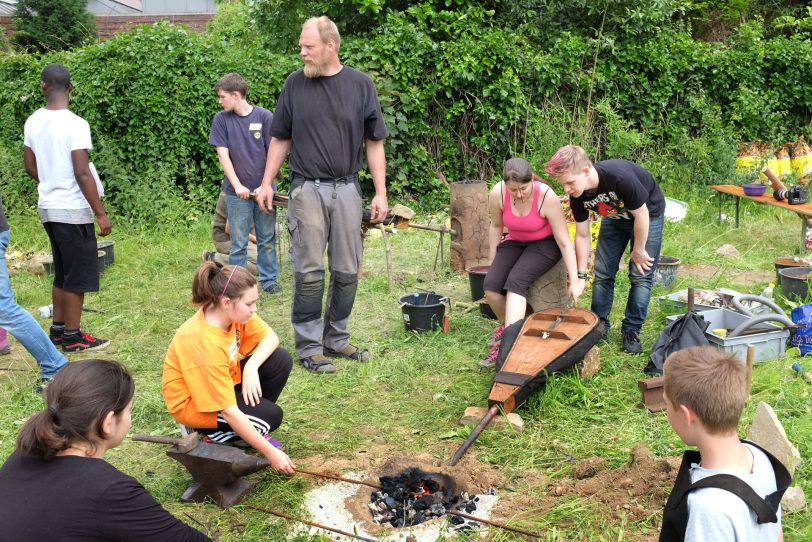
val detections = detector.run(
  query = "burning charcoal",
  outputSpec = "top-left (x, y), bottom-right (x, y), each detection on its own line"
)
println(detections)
top-left (392, 518), bottom-right (404, 528)
top-left (384, 497), bottom-right (396, 509)
top-left (450, 515), bottom-right (465, 525)
top-left (432, 492), bottom-right (443, 505)
top-left (414, 495), bottom-right (433, 511)
top-left (425, 480), bottom-right (439, 492)
top-left (413, 512), bottom-right (425, 524)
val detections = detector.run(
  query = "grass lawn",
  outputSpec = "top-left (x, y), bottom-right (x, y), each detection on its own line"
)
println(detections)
top-left (0, 189), bottom-right (810, 541)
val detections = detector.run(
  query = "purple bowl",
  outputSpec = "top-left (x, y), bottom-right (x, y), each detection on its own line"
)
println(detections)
top-left (742, 183), bottom-right (767, 196)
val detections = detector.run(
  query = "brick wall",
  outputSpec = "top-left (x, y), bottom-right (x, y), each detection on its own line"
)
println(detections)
top-left (96, 14), bottom-right (214, 40)
top-left (0, 13), bottom-right (214, 42)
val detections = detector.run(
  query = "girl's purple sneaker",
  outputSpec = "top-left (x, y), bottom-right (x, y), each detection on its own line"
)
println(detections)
top-left (264, 434), bottom-right (285, 451)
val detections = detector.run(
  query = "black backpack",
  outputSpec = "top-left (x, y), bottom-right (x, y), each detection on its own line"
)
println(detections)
top-left (645, 312), bottom-right (710, 375)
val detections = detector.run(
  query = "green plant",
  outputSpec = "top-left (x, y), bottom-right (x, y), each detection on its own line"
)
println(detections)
top-left (12, 0), bottom-right (97, 53)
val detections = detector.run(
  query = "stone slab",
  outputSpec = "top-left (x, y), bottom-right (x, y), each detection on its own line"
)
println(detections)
top-left (781, 486), bottom-right (806, 513)
top-left (578, 346), bottom-right (601, 378)
top-left (460, 406), bottom-right (524, 432)
top-left (746, 402), bottom-right (802, 477)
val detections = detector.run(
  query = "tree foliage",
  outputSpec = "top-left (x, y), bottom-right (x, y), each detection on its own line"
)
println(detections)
top-left (0, 1), bottom-right (809, 220)
top-left (12, 0), bottom-right (97, 53)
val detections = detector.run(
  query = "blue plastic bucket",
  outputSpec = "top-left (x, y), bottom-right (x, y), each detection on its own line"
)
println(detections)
top-left (399, 292), bottom-right (449, 332)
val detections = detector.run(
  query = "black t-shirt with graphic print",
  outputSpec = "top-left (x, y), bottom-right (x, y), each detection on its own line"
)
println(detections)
top-left (570, 159), bottom-right (664, 222)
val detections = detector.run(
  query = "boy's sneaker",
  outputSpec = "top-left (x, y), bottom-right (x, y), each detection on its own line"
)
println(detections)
top-left (62, 331), bottom-right (110, 353)
top-left (622, 330), bottom-right (643, 354)
top-left (49, 326), bottom-right (64, 346)
top-left (35, 377), bottom-right (53, 394)
top-left (263, 283), bottom-right (282, 295)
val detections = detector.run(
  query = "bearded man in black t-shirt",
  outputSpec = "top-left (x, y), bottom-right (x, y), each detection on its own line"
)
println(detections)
top-left (258, 16), bottom-right (388, 374)
top-left (545, 145), bottom-right (665, 354)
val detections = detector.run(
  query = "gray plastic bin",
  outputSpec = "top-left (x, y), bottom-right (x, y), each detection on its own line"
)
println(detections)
top-left (666, 308), bottom-right (789, 363)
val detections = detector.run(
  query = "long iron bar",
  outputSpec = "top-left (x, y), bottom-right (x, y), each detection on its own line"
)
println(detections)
top-left (247, 505), bottom-right (377, 542)
top-left (448, 404), bottom-right (500, 466)
top-left (295, 468), bottom-right (382, 489)
top-left (446, 510), bottom-right (543, 539)
top-left (297, 466), bottom-right (543, 539)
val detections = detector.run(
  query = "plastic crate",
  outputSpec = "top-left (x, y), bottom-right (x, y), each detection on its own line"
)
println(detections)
top-left (666, 308), bottom-right (789, 363)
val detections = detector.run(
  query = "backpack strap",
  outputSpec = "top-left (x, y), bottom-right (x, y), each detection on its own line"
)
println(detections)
top-left (674, 442), bottom-right (791, 524)
top-left (686, 474), bottom-right (779, 523)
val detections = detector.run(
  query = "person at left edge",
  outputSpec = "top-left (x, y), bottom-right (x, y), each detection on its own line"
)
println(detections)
top-left (209, 73), bottom-right (281, 294)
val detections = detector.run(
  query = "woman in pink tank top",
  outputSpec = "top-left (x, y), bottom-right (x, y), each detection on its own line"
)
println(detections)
top-left (480, 158), bottom-right (583, 367)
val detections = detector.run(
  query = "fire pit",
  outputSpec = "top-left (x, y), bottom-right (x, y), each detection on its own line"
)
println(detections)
top-left (370, 468), bottom-right (488, 531)
top-left (300, 467), bottom-right (498, 541)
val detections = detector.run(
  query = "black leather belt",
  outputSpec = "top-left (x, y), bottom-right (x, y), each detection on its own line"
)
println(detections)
top-left (293, 174), bottom-right (358, 184)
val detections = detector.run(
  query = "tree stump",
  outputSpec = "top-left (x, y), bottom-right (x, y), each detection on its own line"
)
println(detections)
top-left (526, 257), bottom-right (568, 312)
top-left (450, 180), bottom-right (490, 272)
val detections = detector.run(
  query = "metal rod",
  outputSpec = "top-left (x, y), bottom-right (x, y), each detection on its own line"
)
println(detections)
top-left (448, 404), bottom-right (500, 466)
top-left (377, 224), bottom-right (393, 294)
top-left (295, 468), bottom-right (382, 489)
top-left (131, 434), bottom-right (182, 446)
top-left (248, 505), bottom-right (377, 542)
top-left (446, 510), bottom-right (543, 539)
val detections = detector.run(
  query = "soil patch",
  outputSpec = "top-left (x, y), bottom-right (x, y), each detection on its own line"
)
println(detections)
top-left (680, 264), bottom-right (773, 286)
top-left (498, 444), bottom-right (680, 541)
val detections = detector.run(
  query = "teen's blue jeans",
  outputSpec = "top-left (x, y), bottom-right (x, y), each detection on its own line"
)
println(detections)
top-left (590, 215), bottom-right (664, 334)
top-left (225, 194), bottom-right (278, 290)
top-left (0, 230), bottom-right (67, 378)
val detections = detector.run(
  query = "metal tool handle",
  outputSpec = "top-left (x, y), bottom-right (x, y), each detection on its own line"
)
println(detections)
top-left (131, 434), bottom-right (181, 445)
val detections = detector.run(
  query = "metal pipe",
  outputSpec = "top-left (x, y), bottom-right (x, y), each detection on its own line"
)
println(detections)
top-left (247, 505), bottom-right (377, 542)
top-left (448, 404), bottom-right (500, 466)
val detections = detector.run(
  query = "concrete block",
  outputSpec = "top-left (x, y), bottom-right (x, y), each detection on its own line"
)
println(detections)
top-left (460, 406), bottom-right (523, 432)
top-left (781, 486), bottom-right (806, 513)
top-left (578, 346), bottom-right (601, 379)
top-left (746, 402), bottom-right (802, 477)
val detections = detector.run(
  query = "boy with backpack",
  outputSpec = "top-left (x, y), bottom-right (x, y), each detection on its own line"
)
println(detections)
top-left (659, 346), bottom-right (790, 541)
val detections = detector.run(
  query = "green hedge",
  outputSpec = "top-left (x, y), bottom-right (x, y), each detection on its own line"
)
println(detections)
top-left (0, 6), bottom-right (809, 222)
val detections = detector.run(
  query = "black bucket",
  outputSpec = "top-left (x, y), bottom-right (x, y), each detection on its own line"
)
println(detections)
top-left (779, 266), bottom-right (812, 300)
top-left (97, 240), bottom-right (115, 269)
top-left (465, 265), bottom-right (497, 320)
top-left (97, 250), bottom-right (106, 273)
top-left (775, 257), bottom-right (807, 284)
top-left (399, 292), bottom-right (448, 332)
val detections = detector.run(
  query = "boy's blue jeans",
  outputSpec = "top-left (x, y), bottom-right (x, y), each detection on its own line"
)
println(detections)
top-left (225, 194), bottom-right (278, 290)
top-left (590, 215), bottom-right (664, 334)
top-left (0, 230), bottom-right (67, 378)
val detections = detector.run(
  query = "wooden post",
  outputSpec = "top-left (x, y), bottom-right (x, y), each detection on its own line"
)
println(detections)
top-left (450, 180), bottom-right (490, 272)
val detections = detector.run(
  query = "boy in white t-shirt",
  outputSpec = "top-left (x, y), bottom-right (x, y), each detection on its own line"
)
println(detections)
top-left (659, 346), bottom-right (789, 542)
top-left (23, 63), bottom-right (111, 353)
